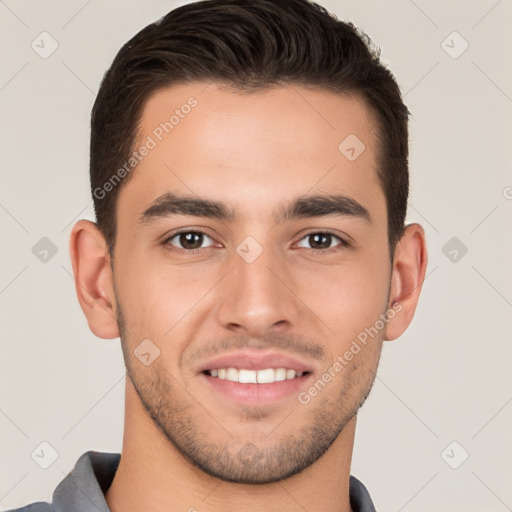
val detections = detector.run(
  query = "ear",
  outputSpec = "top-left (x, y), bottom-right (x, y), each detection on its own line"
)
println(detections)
top-left (69, 219), bottom-right (119, 339)
top-left (384, 223), bottom-right (428, 341)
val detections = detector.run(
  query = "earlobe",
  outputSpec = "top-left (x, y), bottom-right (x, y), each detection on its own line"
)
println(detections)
top-left (69, 220), bottom-right (120, 339)
top-left (384, 223), bottom-right (428, 341)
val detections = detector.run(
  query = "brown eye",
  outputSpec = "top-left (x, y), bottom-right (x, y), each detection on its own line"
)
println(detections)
top-left (167, 231), bottom-right (214, 251)
top-left (309, 233), bottom-right (332, 249)
top-left (297, 232), bottom-right (345, 251)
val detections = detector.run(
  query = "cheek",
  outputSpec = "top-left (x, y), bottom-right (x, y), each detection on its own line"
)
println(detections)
top-left (115, 254), bottom-right (219, 341)
top-left (296, 252), bottom-right (390, 345)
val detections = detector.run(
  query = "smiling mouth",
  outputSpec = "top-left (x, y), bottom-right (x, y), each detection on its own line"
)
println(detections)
top-left (203, 367), bottom-right (311, 384)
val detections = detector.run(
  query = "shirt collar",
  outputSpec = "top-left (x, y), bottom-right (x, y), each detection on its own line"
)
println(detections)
top-left (52, 451), bottom-right (119, 512)
top-left (52, 451), bottom-right (376, 512)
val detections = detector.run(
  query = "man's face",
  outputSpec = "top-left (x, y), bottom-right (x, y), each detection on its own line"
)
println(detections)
top-left (112, 82), bottom-right (392, 483)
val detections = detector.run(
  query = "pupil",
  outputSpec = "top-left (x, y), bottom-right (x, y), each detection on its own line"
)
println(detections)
top-left (311, 233), bottom-right (330, 249)
top-left (181, 232), bottom-right (202, 249)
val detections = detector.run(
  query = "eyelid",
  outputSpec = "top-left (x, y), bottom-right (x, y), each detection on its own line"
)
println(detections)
top-left (297, 227), bottom-right (348, 239)
top-left (161, 225), bottom-right (218, 241)
top-left (294, 229), bottom-right (350, 250)
top-left (163, 228), bottom-right (218, 250)
top-left (162, 226), bottom-right (352, 256)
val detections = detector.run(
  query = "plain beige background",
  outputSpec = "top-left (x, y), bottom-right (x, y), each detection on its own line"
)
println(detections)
top-left (1, 0), bottom-right (511, 510)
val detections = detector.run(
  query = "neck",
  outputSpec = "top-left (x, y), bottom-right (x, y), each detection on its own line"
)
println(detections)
top-left (106, 378), bottom-right (356, 512)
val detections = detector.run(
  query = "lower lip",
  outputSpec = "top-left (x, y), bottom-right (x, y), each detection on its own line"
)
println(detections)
top-left (201, 372), bottom-right (311, 405)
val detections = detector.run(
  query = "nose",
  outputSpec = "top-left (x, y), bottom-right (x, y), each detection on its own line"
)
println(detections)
top-left (216, 242), bottom-right (300, 337)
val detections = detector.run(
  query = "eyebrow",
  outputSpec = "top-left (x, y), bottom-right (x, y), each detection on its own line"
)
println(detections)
top-left (138, 192), bottom-right (371, 225)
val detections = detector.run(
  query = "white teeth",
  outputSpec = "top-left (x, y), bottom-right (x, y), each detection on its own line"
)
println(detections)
top-left (226, 367), bottom-right (238, 382)
top-left (257, 368), bottom-right (275, 384)
top-left (274, 368), bottom-right (287, 381)
top-left (239, 369), bottom-right (257, 383)
top-left (286, 369), bottom-right (296, 379)
top-left (208, 367), bottom-right (305, 383)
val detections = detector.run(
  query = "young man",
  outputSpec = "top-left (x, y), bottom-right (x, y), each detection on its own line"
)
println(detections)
top-left (10, 0), bottom-right (427, 510)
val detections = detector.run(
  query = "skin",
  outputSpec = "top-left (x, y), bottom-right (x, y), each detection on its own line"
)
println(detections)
top-left (70, 82), bottom-right (427, 512)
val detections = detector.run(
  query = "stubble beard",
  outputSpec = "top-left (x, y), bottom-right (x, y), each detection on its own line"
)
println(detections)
top-left (115, 300), bottom-right (383, 484)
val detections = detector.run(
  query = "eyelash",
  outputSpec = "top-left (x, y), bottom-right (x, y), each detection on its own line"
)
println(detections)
top-left (162, 229), bottom-right (351, 256)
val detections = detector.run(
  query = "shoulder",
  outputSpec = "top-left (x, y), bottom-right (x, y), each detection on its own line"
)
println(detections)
top-left (350, 474), bottom-right (377, 512)
top-left (3, 502), bottom-right (52, 512)
top-left (4, 450), bottom-right (120, 512)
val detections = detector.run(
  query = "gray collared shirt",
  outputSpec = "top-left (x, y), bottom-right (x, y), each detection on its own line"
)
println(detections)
top-left (6, 451), bottom-right (377, 511)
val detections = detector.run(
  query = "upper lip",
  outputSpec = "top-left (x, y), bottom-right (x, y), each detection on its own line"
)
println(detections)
top-left (197, 349), bottom-right (314, 374)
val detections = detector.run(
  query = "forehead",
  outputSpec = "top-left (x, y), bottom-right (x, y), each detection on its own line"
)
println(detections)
top-left (117, 82), bottom-right (384, 226)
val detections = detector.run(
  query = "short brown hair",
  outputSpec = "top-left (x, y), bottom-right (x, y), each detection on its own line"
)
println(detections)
top-left (90, 0), bottom-right (410, 258)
